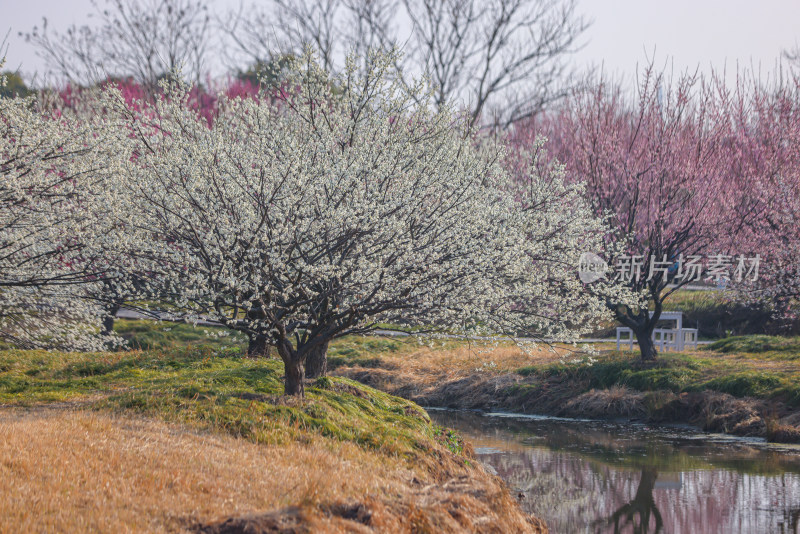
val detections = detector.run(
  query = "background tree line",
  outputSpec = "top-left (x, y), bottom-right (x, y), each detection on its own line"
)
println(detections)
top-left (20, 0), bottom-right (590, 128)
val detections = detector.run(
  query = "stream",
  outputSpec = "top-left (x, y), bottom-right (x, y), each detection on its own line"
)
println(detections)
top-left (428, 409), bottom-right (800, 534)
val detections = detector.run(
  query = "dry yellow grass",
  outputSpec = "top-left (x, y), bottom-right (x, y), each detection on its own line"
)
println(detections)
top-left (0, 407), bottom-right (386, 532)
top-left (363, 341), bottom-right (571, 380)
top-left (0, 407), bottom-right (545, 533)
top-left (331, 342), bottom-right (574, 409)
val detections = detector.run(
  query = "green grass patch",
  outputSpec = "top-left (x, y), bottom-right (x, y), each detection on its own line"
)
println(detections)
top-left (515, 346), bottom-right (800, 406)
top-left (114, 319), bottom-right (247, 352)
top-left (705, 335), bottom-right (800, 356)
top-left (432, 426), bottom-right (466, 457)
top-left (0, 347), bottom-right (459, 462)
top-left (326, 335), bottom-right (421, 369)
top-left (520, 353), bottom-right (710, 392)
top-left (695, 371), bottom-right (785, 397)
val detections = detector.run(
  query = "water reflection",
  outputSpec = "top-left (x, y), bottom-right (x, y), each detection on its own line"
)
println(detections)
top-left (428, 410), bottom-right (800, 534)
top-left (598, 467), bottom-right (662, 533)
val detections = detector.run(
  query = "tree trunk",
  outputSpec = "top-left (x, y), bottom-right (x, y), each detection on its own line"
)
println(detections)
top-left (284, 358), bottom-right (305, 396)
top-left (102, 303), bottom-right (121, 336)
top-left (247, 333), bottom-right (272, 358)
top-left (305, 340), bottom-right (329, 379)
top-left (274, 336), bottom-right (305, 396)
top-left (633, 326), bottom-right (658, 361)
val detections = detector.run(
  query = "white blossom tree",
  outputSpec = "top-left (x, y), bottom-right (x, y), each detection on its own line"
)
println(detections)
top-left (0, 67), bottom-right (122, 350)
top-left (104, 50), bottom-right (618, 395)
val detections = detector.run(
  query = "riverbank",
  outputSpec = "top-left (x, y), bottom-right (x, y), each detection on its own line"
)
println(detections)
top-left (0, 348), bottom-right (545, 533)
top-left (428, 408), bottom-right (800, 533)
top-left (328, 335), bottom-right (800, 443)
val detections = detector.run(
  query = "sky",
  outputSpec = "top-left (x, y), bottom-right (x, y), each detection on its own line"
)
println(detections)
top-left (2, 0), bottom-right (800, 85)
top-left (572, 0), bottom-right (800, 83)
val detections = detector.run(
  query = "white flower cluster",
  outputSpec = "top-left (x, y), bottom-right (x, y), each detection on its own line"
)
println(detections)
top-left (0, 65), bottom-right (123, 350)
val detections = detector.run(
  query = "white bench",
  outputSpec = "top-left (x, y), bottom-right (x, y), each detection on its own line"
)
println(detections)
top-left (615, 312), bottom-right (698, 352)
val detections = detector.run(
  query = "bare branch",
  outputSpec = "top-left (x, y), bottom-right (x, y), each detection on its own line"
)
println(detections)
top-left (224, 0), bottom-right (589, 128)
top-left (23, 0), bottom-right (211, 88)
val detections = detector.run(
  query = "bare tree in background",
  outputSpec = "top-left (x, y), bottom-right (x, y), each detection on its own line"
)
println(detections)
top-left (223, 0), bottom-right (590, 127)
top-left (222, 0), bottom-right (342, 72)
top-left (24, 0), bottom-right (210, 87)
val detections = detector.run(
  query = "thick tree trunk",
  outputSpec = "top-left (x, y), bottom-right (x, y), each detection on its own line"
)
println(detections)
top-left (102, 303), bottom-right (121, 336)
top-left (284, 358), bottom-right (305, 396)
top-left (247, 333), bottom-right (272, 358)
top-left (305, 340), bottom-right (329, 379)
top-left (274, 335), bottom-right (305, 396)
top-left (617, 306), bottom-right (659, 362)
top-left (633, 326), bottom-right (658, 361)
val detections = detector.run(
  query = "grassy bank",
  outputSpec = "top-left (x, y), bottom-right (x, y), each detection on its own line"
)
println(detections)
top-left (0, 346), bottom-right (544, 533)
top-left (97, 321), bottom-right (800, 441)
top-left (328, 335), bottom-right (800, 443)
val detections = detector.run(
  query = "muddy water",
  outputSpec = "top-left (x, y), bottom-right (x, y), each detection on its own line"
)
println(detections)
top-left (428, 409), bottom-right (800, 534)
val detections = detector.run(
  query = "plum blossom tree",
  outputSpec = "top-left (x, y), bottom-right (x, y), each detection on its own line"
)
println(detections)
top-left (0, 67), bottom-right (122, 350)
top-left (103, 50), bottom-right (618, 395)
top-left (513, 65), bottom-right (733, 360)
top-left (44, 76), bottom-right (290, 344)
top-left (716, 71), bottom-right (800, 318)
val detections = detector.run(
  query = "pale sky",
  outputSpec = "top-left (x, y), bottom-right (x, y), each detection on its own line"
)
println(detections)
top-left (572, 0), bottom-right (800, 83)
top-left (2, 0), bottom-right (799, 85)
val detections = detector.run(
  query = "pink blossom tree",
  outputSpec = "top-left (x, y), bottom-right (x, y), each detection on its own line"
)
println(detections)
top-left (512, 65), bottom-right (736, 360)
top-left (715, 71), bottom-right (800, 321)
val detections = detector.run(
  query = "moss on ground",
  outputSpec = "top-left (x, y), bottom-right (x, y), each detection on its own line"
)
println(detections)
top-left (0, 347), bottom-right (465, 463)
